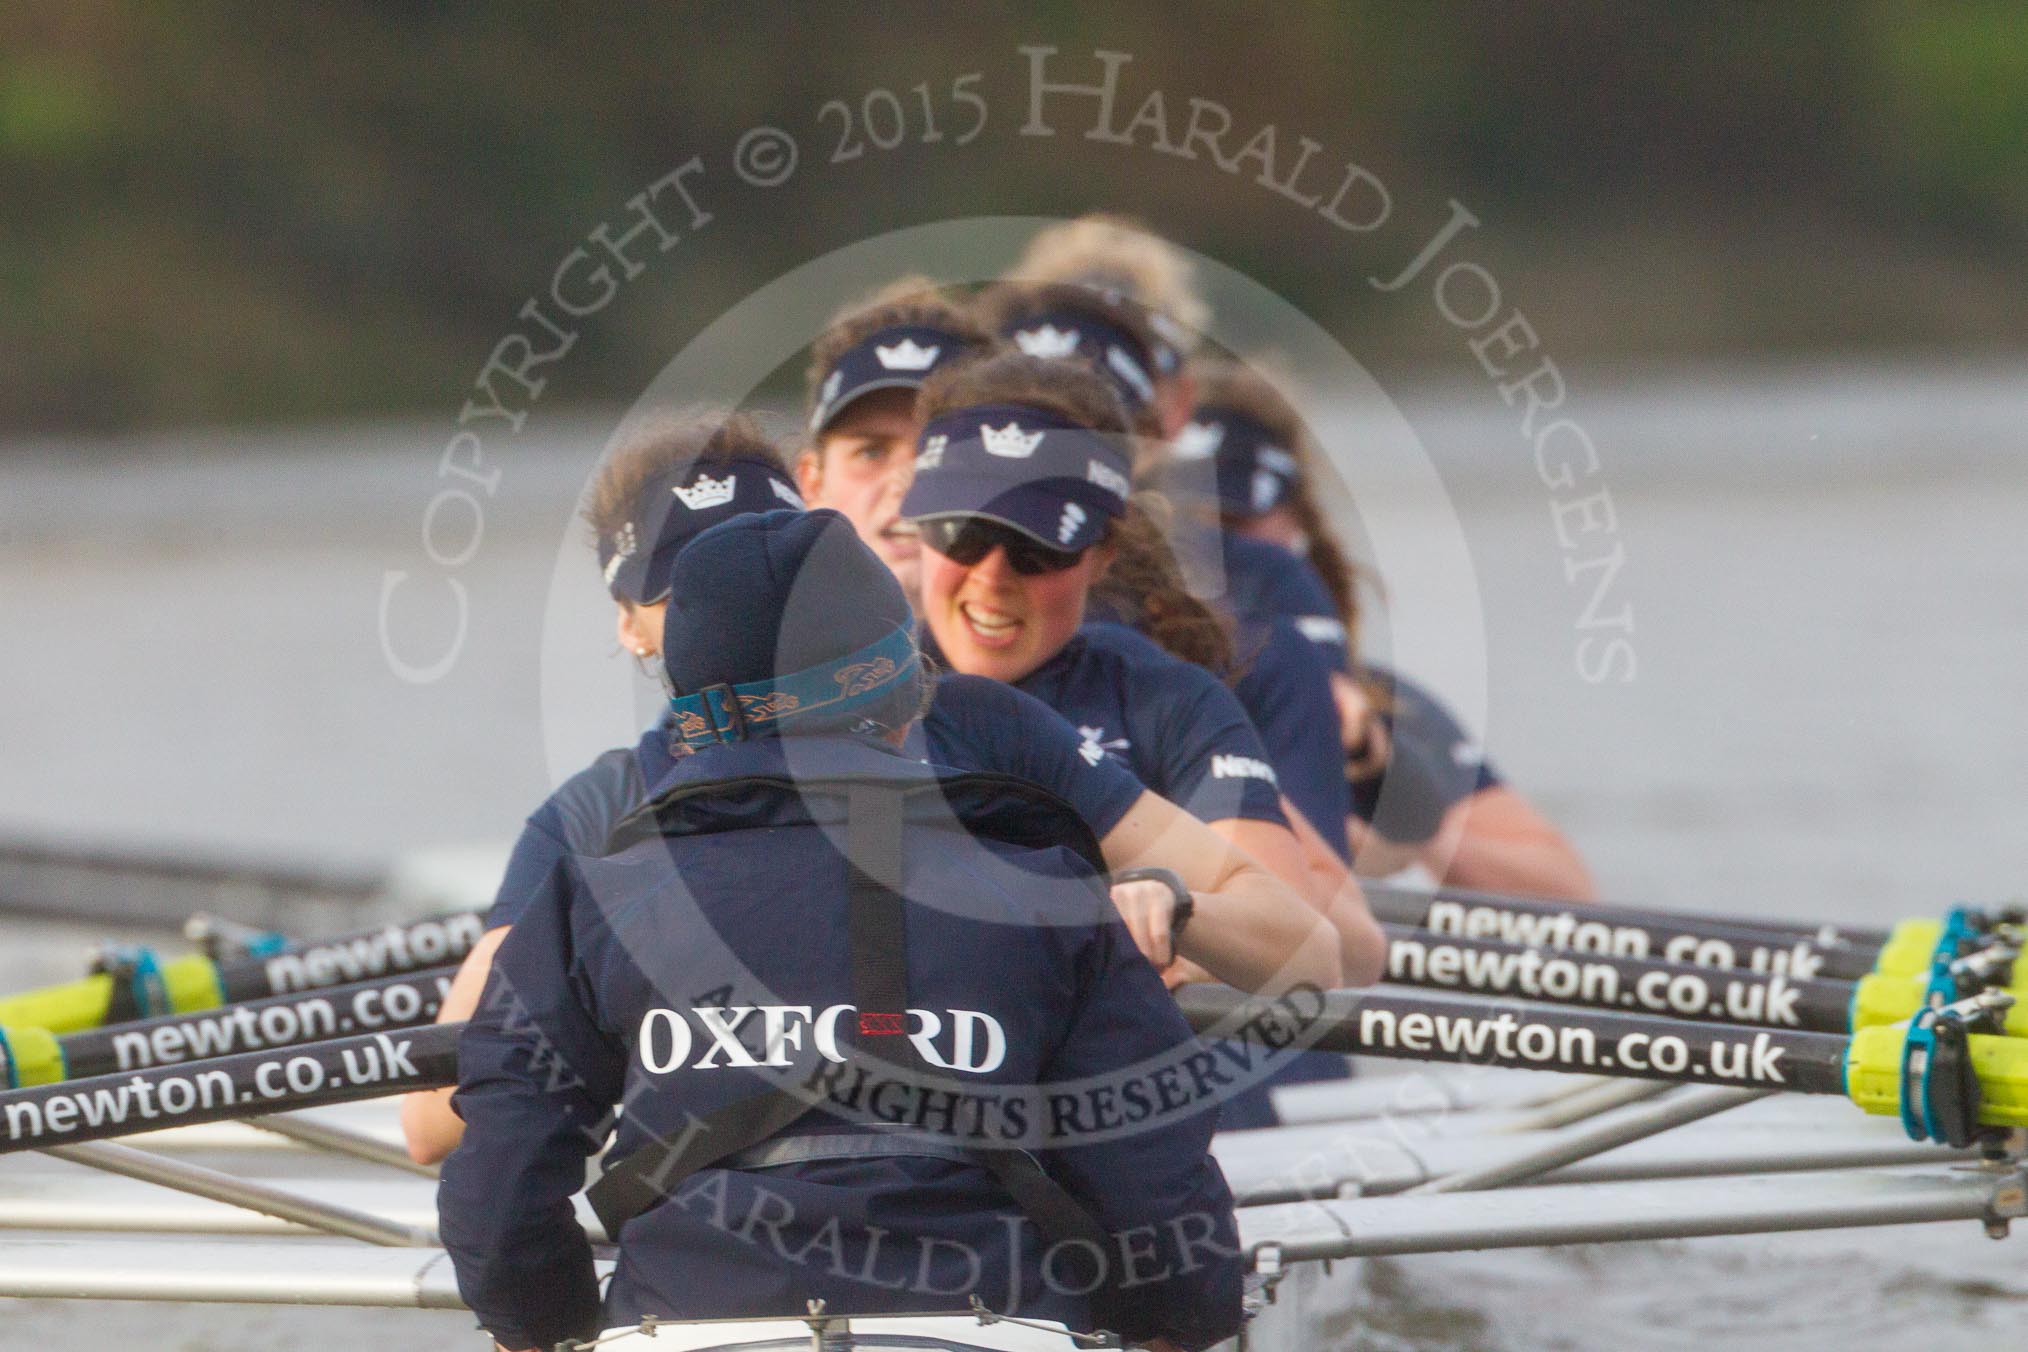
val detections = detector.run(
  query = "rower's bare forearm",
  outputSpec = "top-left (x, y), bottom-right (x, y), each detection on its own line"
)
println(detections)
top-left (399, 925), bottom-right (507, 1164)
top-left (1425, 788), bottom-right (1597, 902)
top-left (1436, 838), bottom-right (1596, 901)
top-left (1179, 869), bottom-right (1343, 992)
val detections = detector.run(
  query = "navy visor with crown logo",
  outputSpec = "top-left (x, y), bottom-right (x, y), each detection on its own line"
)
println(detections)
top-left (1172, 405), bottom-right (1301, 518)
top-left (1000, 306), bottom-right (1159, 413)
top-left (902, 403), bottom-right (1132, 553)
top-left (597, 455), bottom-right (806, 603)
top-left (808, 323), bottom-right (973, 434)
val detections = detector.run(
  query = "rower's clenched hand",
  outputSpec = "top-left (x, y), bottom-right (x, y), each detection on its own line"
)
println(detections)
top-left (1109, 877), bottom-right (1179, 970)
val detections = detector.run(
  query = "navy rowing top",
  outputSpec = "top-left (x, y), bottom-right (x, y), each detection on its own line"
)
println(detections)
top-left (1228, 617), bottom-right (1351, 856)
top-left (1219, 535), bottom-right (1349, 670)
top-left (1352, 663), bottom-right (1504, 839)
top-left (991, 622), bottom-right (1290, 830)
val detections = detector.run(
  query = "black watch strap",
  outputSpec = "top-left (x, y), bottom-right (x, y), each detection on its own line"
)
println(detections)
top-left (1110, 866), bottom-right (1194, 937)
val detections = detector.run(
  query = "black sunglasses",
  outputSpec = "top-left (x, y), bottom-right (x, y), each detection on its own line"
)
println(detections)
top-left (917, 516), bottom-right (1087, 575)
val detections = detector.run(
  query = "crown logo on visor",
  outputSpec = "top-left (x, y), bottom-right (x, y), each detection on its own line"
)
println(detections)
top-left (981, 422), bottom-right (1044, 459)
top-left (673, 473), bottom-right (737, 511)
top-left (1014, 325), bottom-right (1081, 359)
top-left (1173, 420), bottom-right (1223, 460)
top-left (874, 338), bottom-right (941, 371)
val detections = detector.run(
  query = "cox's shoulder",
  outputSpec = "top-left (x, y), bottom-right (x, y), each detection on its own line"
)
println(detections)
top-left (530, 741), bottom-right (651, 831)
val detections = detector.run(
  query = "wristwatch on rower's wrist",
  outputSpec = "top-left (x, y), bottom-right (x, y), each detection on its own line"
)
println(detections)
top-left (1111, 867), bottom-right (1194, 937)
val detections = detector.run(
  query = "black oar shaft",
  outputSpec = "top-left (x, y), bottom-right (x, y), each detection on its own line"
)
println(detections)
top-left (51, 968), bottom-right (456, 1081)
top-left (1362, 883), bottom-right (1880, 982)
top-left (1366, 881), bottom-right (1892, 950)
top-left (1178, 986), bottom-right (1853, 1097)
top-left (1381, 927), bottom-right (1858, 1033)
top-left (0, 1024), bottom-right (461, 1155)
top-left (214, 912), bottom-right (484, 1004)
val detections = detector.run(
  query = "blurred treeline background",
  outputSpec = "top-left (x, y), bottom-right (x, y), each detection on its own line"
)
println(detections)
top-left (3, 1), bottom-right (2025, 434)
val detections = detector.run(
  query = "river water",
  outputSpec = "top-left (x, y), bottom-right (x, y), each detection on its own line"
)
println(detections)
top-left (1, 360), bottom-right (2024, 1348)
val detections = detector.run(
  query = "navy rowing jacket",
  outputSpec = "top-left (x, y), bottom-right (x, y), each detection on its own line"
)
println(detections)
top-left (440, 733), bottom-right (1242, 1351)
top-left (484, 675), bottom-right (1148, 933)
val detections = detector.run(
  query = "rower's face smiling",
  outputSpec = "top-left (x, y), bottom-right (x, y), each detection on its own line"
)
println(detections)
top-left (796, 390), bottom-right (922, 600)
top-left (921, 534), bottom-right (1111, 684)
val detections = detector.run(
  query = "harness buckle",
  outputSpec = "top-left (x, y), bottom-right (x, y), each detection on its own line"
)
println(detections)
top-left (697, 683), bottom-right (748, 744)
top-left (858, 1011), bottom-right (907, 1036)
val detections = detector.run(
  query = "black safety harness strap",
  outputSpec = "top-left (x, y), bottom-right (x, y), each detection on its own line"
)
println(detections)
top-left (584, 1076), bottom-right (814, 1236)
top-left (846, 785), bottom-right (913, 1052)
top-left (588, 779), bottom-right (1111, 1253)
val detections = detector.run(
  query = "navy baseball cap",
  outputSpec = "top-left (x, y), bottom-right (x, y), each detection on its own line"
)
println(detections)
top-left (902, 402), bottom-right (1133, 553)
top-left (661, 509), bottom-right (921, 747)
top-left (597, 453), bottom-right (806, 604)
top-left (807, 322), bottom-right (975, 434)
top-left (1000, 304), bottom-right (1159, 413)
top-left (1173, 404), bottom-right (1301, 518)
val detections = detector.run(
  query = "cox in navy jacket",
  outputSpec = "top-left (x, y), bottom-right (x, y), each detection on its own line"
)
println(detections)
top-left (440, 733), bottom-right (1243, 1351)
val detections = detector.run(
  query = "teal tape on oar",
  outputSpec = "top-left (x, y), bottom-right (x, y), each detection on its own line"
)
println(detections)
top-left (93, 945), bottom-right (172, 1023)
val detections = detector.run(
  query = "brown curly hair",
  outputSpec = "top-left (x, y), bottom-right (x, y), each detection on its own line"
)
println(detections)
top-left (916, 351), bottom-right (1233, 675)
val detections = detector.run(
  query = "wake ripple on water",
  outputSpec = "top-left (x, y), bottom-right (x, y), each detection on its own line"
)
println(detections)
top-left (1308, 1233), bottom-right (2028, 1352)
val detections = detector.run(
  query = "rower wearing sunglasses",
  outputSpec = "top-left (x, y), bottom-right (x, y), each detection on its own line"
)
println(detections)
top-left (793, 285), bottom-right (1344, 993)
top-left (404, 405), bottom-right (1344, 1167)
top-left (1013, 218), bottom-right (1595, 904)
top-left (901, 349), bottom-right (1386, 991)
top-left (979, 281), bottom-right (1362, 886)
